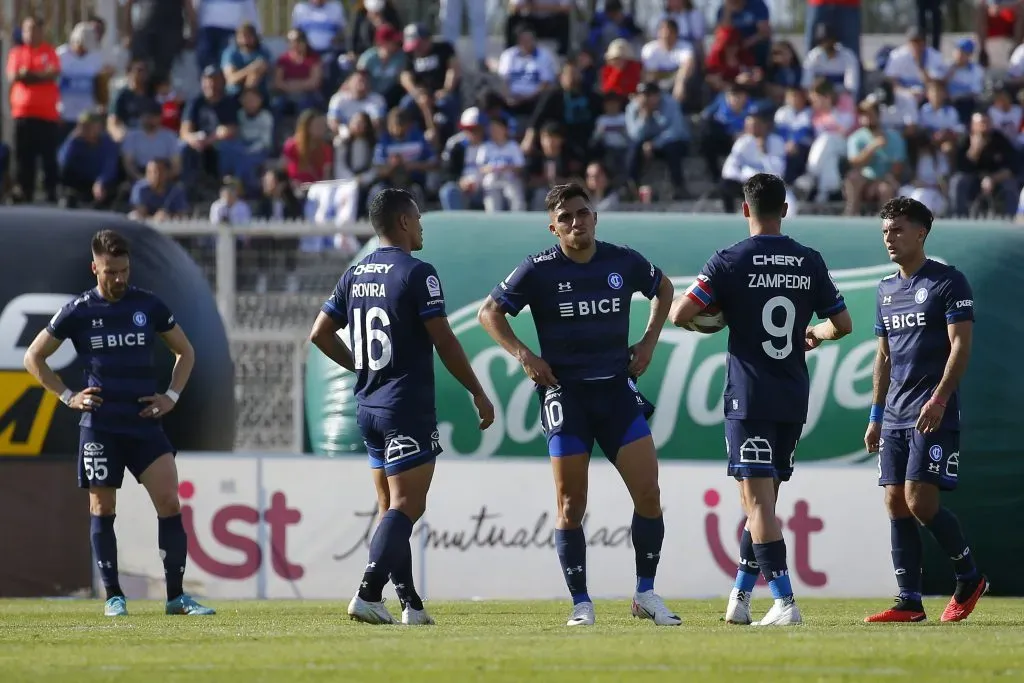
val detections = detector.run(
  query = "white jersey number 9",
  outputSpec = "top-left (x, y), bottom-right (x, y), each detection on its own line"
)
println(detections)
top-left (351, 306), bottom-right (393, 370)
top-left (761, 296), bottom-right (796, 360)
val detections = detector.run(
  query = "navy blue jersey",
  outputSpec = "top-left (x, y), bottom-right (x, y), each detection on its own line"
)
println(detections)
top-left (490, 241), bottom-right (663, 381)
top-left (46, 287), bottom-right (176, 435)
top-left (685, 235), bottom-right (846, 423)
top-left (874, 259), bottom-right (973, 430)
top-left (322, 246), bottom-right (446, 416)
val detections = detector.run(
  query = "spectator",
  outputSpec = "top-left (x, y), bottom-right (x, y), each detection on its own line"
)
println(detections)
top-left (584, 160), bottom-right (621, 210)
top-left (195, 0), bottom-right (260, 73)
top-left (989, 83), bottom-right (1022, 141)
top-left (440, 0), bottom-right (488, 66)
top-left (222, 22), bottom-right (272, 101)
top-left (587, 0), bottom-right (643, 62)
top-left (273, 28), bottom-right (324, 118)
top-left (498, 27), bottom-right (557, 116)
top-left (399, 23), bottom-right (460, 144)
top-left (122, 99), bottom-right (183, 183)
top-left (57, 23), bottom-right (109, 139)
top-left (6, 16), bottom-right (61, 203)
top-left (804, 0), bottom-right (862, 60)
top-left (919, 80), bottom-right (963, 160)
top-left (646, 0), bottom-right (706, 59)
top-left (573, 48), bottom-right (600, 94)
top-left (900, 135), bottom-right (950, 216)
top-left (802, 24), bottom-right (859, 96)
top-left (526, 122), bottom-right (574, 208)
top-left (254, 168), bottom-right (305, 220)
top-left (284, 109), bottom-right (335, 186)
top-left (370, 108), bottom-right (436, 205)
top-left (590, 92), bottom-right (630, 167)
top-left (600, 38), bottom-right (642, 97)
top-left (153, 75), bottom-right (184, 133)
top-left (797, 77), bottom-right (855, 202)
top-left (705, 26), bottom-right (759, 94)
top-left (292, 0), bottom-right (348, 95)
top-left (334, 110), bottom-right (378, 212)
top-left (477, 116), bottom-right (527, 212)
top-left (874, 82), bottom-right (922, 134)
top-left (764, 40), bottom-right (803, 103)
top-left (180, 66), bottom-right (242, 184)
top-left (129, 158), bottom-right (190, 220)
top-left (479, 89), bottom-right (517, 138)
top-left (57, 111), bottom-right (119, 209)
top-left (946, 38), bottom-right (984, 124)
top-left (328, 69), bottom-right (388, 138)
top-left (108, 60), bottom-right (150, 144)
top-left (884, 27), bottom-right (946, 104)
top-left (209, 176), bottom-right (252, 224)
top-left (976, 0), bottom-right (1024, 68)
top-left (641, 19), bottom-right (697, 103)
top-left (716, 0), bottom-right (772, 67)
top-left (700, 84), bottom-right (755, 175)
top-left (844, 101), bottom-right (907, 216)
top-left (917, 0), bottom-right (943, 52)
top-left (357, 24), bottom-right (408, 109)
top-left (774, 86), bottom-right (814, 183)
top-left (348, 0), bottom-right (404, 60)
top-left (951, 111), bottom-right (1018, 217)
top-left (506, 0), bottom-right (573, 57)
top-left (124, 0), bottom-right (194, 82)
top-left (720, 111), bottom-right (786, 213)
top-left (440, 107), bottom-right (486, 211)
top-left (522, 63), bottom-right (600, 157)
top-left (625, 81), bottom-right (690, 198)
top-left (237, 88), bottom-right (275, 190)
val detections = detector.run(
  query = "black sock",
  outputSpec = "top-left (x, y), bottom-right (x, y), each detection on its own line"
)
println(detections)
top-left (890, 517), bottom-right (923, 604)
top-left (158, 514), bottom-right (188, 601)
top-left (90, 514), bottom-right (123, 600)
top-left (734, 528), bottom-right (759, 592)
top-left (555, 528), bottom-right (590, 604)
top-left (631, 512), bottom-right (664, 593)
top-left (358, 510), bottom-right (413, 602)
top-left (925, 507), bottom-right (977, 580)
top-left (753, 539), bottom-right (793, 600)
top-left (388, 537), bottom-right (424, 611)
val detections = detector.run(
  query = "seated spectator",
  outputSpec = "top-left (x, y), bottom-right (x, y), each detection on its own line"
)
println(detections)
top-left (479, 88), bottom-right (517, 138)
top-left (919, 80), bottom-right (964, 154)
top-left (988, 83), bottom-right (1022, 141)
top-left (763, 40), bottom-right (802, 103)
top-left (195, 0), bottom-right (260, 74)
top-left (774, 86), bottom-right (813, 183)
top-left (946, 38), bottom-right (985, 125)
top-left (122, 99), bottom-right (182, 183)
top-left (587, 0), bottom-right (643, 61)
top-left (328, 71), bottom-right (388, 145)
top-left (180, 67), bottom-right (243, 183)
top-left (802, 24), bottom-right (859, 97)
top-left (574, 48), bottom-right (600, 94)
top-left (705, 26), bottom-right (759, 94)
top-left (273, 28), bottom-right (324, 118)
top-left (498, 27), bottom-right (557, 116)
top-left (58, 22), bottom-right (110, 139)
top-left (209, 176), bottom-right (252, 224)
top-left (254, 168), bottom-right (304, 220)
top-left (505, 0), bottom-right (573, 56)
top-left (600, 38), bottom-right (642, 97)
top-left (720, 111), bottom-right (785, 212)
top-left (283, 109), bottom-right (334, 186)
top-left (796, 77), bottom-right (856, 202)
top-left (873, 83), bottom-right (921, 134)
top-left (237, 87), bottom-right (275, 190)
top-left (625, 81), bottom-right (690, 199)
top-left (370, 107), bottom-right (436, 205)
top-left (522, 63), bottom-right (600, 157)
top-left (129, 158), bottom-right (189, 220)
top-left (641, 18), bottom-right (697, 101)
top-left (976, 0), bottom-right (1024, 68)
top-left (647, 0), bottom-right (707, 60)
top-left (590, 92), bottom-right (630, 167)
top-left (950, 111), bottom-right (1019, 217)
top-left (585, 160), bottom-right (621, 210)
top-left (700, 84), bottom-right (755, 175)
top-left (107, 59), bottom-right (149, 143)
top-left (526, 122), bottom-right (574, 209)
top-left (899, 135), bottom-right (950, 217)
top-left (844, 101), bottom-right (907, 216)
top-left (884, 27), bottom-right (947, 104)
top-left (334, 110), bottom-right (377, 213)
top-left (348, 0), bottom-right (403, 60)
top-left (292, 0), bottom-right (347, 58)
top-left (716, 0), bottom-right (772, 66)
top-left (358, 23), bottom-right (407, 109)
top-left (222, 22), bottom-right (272, 101)
top-left (477, 116), bottom-right (527, 212)
top-left (57, 110), bottom-right (119, 209)
top-left (399, 23), bottom-right (460, 145)
top-left (153, 75), bottom-right (184, 133)
top-left (440, 106), bottom-right (486, 211)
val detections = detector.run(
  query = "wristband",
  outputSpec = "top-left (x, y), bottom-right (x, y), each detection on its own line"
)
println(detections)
top-left (165, 389), bottom-right (180, 404)
top-left (60, 389), bottom-right (73, 406)
top-left (869, 404), bottom-right (883, 423)
top-left (929, 396), bottom-right (946, 408)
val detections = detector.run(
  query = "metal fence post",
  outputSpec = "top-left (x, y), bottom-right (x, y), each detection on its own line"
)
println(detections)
top-left (215, 223), bottom-right (236, 329)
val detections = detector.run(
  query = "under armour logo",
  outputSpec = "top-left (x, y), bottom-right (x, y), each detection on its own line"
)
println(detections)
top-left (365, 562), bottom-right (376, 569)
top-left (557, 281), bottom-right (572, 292)
top-left (360, 581), bottom-right (368, 589)
top-left (96, 561), bottom-right (113, 569)
top-left (645, 552), bottom-right (660, 560)
top-left (565, 565), bottom-right (584, 575)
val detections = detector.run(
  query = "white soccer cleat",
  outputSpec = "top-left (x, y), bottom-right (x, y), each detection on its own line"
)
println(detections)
top-left (754, 597), bottom-right (802, 626)
top-left (402, 606), bottom-right (435, 625)
top-left (566, 601), bottom-right (596, 626)
top-left (631, 590), bottom-right (683, 626)
top-left (347, 595), bottom-right (395, 624)
top-left (726, 588), bottom-right (753, 624)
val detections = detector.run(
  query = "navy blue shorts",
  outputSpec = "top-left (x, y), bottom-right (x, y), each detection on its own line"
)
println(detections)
top-left (78, 428), bottom-right (175, 489)
top-left (725, 419), bottom-right (802, 482)
top-left (879, 428), bottom-right (960, 491)
top-left (357, 407), bottom-right (441, 477)
top-left (537, 376), bottom-right (654, 463)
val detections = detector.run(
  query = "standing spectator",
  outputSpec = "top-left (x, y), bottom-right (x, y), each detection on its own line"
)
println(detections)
top-left (844, 101), bottom-right (907, 216)
top-left (988, 84), bottom-right (1021, 140)
top-left (804, 0), bottom-right (862, 60)
top-left (123, 0), bottom-right (195, 82)
top-left (497, 27), bottom-right (558, 116)
top-left (917, 0), bottom-right (943, 51)
top-left (399, 23), bottom-right (460, 144)
top-left (774, 86), bottom-right (814, 183)
top-left (108, 60), bottom-right (149, 144)
top-left (357, 24), bottom-right (408, 109)
top-left (720, 111), bottom-right (786, 212)
top-left (802, 24), bottom-right (859, 96)
top-left (976, 0), bottom-right (1024, 68)
top-left (237, 88), bottom-right (275, 190)
top-left (195, 0), bottom-right (260, 73)
top-left (586, 0), bottom-right (643, 62)
top-left (439, 107), bottom-right (486, 211)
top-left (274, 28), bottom-right (324, 118)
top-left (6, 16), bottom-right (61, 203)
top-left (57, 23), bottom-right (110, 139)
top-left (122, 100), bottom-right (183, 183)
top-left (625, 81), bottom-right (690, 198)
top-left (884, 27), bottom-right (947, 104)
top-left (700, 84), bottom-right (755, 175)
top-left (525, 122), bottom-right (574, 208)
top-left (601, 39), bottom-right (642, 97)
top-left (222, 23), bottom-right (272, 102)
top-left (641, 18), bottom-right (697, 101)
top-left (716, 0), bottom-right (772, 67)
top-left (440, 0), bottom-right (488, 66)
top-left (328, 70), bottom-right (388, 137)
top-left (705, 26), bottom-right (759, 94)
top-left (180, 67), bottom-right (243, 184)
top-left (128, 158), bottom-right (190, 220)
top-left (584, 161), bottom-right (621, 211)
top-left (370, 107), bottom-right (437, 205)
top-left (348, 0), bottom-right (404, 59)
top-left (283, 110), bottom-right (335, 186)
top-left (506, 0), bottom-right (573, 56)
top-left (209, 176), bottom-right (252, 224)
top-left (521, 63), bottom-right (600, 158)
top-left (477, 117), bottom-right (527, 212)
top-left (57, 111), bottom-right (119, 209)
top-left (951, 111), bottom-right (1019, 216)
top-left (646, 0), bottom-right (706, 59)
top-left (946, 39), bottom-right (985, 124)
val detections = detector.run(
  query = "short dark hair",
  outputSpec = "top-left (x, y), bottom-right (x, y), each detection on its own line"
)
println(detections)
top-left (368, 188), bottom-right (416, 236)
top-left (540, 121), bottom-right (564, 138)
top-left (879, 196), bottom-right (933, 231)
top-left (91, 230), bottom-right (130, 257)
top-left (742, 173), bottom-right (787, 217)
top-left (545, 183), bottom-right (591, 214)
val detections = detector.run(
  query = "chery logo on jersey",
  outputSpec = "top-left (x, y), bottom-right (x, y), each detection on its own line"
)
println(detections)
top-left (179, 480), bottom-right (304, 581)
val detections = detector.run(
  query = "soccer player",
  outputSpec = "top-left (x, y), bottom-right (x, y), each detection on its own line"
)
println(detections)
top-left (670, 173), bottom-right (853, 626)
top-left (308, 188), bottom-right (495, 626)
top-left (477, 182), bottom-right (680, 627)
top-left (22, 230), bottom-right (214, 617)
top-left (863, 197), bottom-right (988, 623)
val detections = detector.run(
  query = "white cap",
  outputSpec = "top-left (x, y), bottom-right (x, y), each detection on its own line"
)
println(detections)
top-left (364, 0), bottom-right (385, 12)
top-left (459, 107), bottom-right (482, 128)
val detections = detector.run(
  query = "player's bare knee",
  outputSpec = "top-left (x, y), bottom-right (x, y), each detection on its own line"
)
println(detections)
top-left (152, 491), bottom-right (181, 517)
top-left (884, 485), bottom-right (911, 517)
top-left (89, 489), bottom-right (116, 516)
top-left (390, 493), bottom-right (427, 522)
top-left (557, 493), bottom-right (587, 528)
top-left (630, 481), bottom-right (661, 518)
top-left (904, 483), bottom-right (939, 523)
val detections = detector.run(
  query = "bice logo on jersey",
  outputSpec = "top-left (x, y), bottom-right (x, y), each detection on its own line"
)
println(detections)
top-left (89, 332), bottom-right (147, 349)
top-left (179, 480), bottom-right (304, 581)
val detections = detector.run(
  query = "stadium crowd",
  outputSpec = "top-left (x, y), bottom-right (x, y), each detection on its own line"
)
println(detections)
top-left (5, 0), bottom-right (1024, 223)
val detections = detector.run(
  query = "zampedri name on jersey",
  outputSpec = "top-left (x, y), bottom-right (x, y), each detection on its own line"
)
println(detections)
top-left (747, 273), bottom-right (812, 290)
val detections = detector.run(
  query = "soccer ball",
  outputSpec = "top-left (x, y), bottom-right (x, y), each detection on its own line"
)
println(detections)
top-left (680, 304), bottom-right (726, 334)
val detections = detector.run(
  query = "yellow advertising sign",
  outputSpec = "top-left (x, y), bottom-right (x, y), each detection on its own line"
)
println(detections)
top-left (0, 371), bottom-right (60, 455)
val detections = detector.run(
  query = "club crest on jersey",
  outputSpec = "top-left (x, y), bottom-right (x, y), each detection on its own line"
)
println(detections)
top-left (929, 445), bottom-right (943, 462)
top-left (133, 311), bottom-right (147, 327)
top-left (915, 288), bottom-right (928, 304)
top-left (425, 274), bottom-right (442, 298)
top-left (607, 272), bottom-right (623, 290)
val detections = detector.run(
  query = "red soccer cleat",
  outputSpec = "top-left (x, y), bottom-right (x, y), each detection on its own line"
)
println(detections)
top-left (941, 575), bottom-right (990, 622)
top-left (864, 599), bottom-right (927, 623)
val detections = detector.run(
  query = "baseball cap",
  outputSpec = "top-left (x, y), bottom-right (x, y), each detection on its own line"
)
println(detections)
top-left (364, 0), bottom-right (385, 11)
top-left (459, 107), bottom-right (482, 128)
top-left (956, 38), bottom-right (976, 54)
top-left (201, 64), bottom-right (220, 78)
top-left (375, 23), bottom-right (401, 46)
top-left (403, 23), bottom-right (430, 52)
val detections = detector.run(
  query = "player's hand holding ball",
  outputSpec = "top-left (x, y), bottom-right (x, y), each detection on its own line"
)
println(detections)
top-left (139, 393), bottom-right (176, 418)
top-left (628, 338), bottom-right (656, 377)
top-left (69, 386), bottom-right (103, 411)
top-left (679, 304), bottom-right (727, 334)
top-left (473, 392), bottom-right (495, 430)
top-left (864, 422), bottom-right (881, 453)
top-left (519, 349), bottom-right (558, 386)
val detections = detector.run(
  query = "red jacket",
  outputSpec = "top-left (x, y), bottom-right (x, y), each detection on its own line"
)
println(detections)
top-left (600, 59), bottom-right (642, 97)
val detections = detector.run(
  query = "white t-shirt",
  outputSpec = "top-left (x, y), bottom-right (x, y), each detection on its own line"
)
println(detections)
top-left (883, 44), bottom-right (947, 93)
top-left (57, 45), bottom-right (105, 122)
top-left (498, 46), bottom-right (557, 98)
top-left (988, 104), bottom-right (1022, 141)
top-left (476, 140), bottom-right (525, 178)
top-left (328, 91), bottom-right (388, 126)
top-left (209, 198), bottom-right (253, 225)
top-left (722, 134), bottom-right (786, 182)
top-left (647, 11), bottom-right (705, 45)
top-left (919, 103), bottom-right (964, 134)
top-left (802, 44), bottom-right (860, 94)
top-left (641, 40), bottom-right (693, 91)
top-left (291, 1), bottom-right (346, 53)
top-left (196, 0), bottom-right (260, 31)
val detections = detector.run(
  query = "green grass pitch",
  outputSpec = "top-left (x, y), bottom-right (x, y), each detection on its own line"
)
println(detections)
top-left (1, 598), bottom-right (1022, 682)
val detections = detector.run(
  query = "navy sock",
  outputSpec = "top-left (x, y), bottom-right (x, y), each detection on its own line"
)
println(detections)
top-left (734, 528), bottom-right (759, 592)
top-left (555, 528), bottom-right (590, 604)
top-left (753, 539), bottom-right (793, 600)
top-left (158, 514), bottom-right (188, 601)
top-left (358, 509), bottom-right (413, 602)
top-left (631, 512), bottom-right (664, 593)
top-left (388, 540), bottom-right (424, 611)
top-left (890, 517), bottom-right (923, 603)
top-left (925, 507), bottom-right (978, 580)
top-left (90, 515), bottom-right (122, 600)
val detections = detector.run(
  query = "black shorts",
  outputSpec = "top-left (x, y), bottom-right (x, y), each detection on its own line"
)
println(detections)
top-left (357, 407), bottom-right (441, 477)
top-left (78, 427), bottom-right (175, 489)
top-left (878, 428), bottom-right (960, 491)
top-left (725, 419), bottom-right (802, 482)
